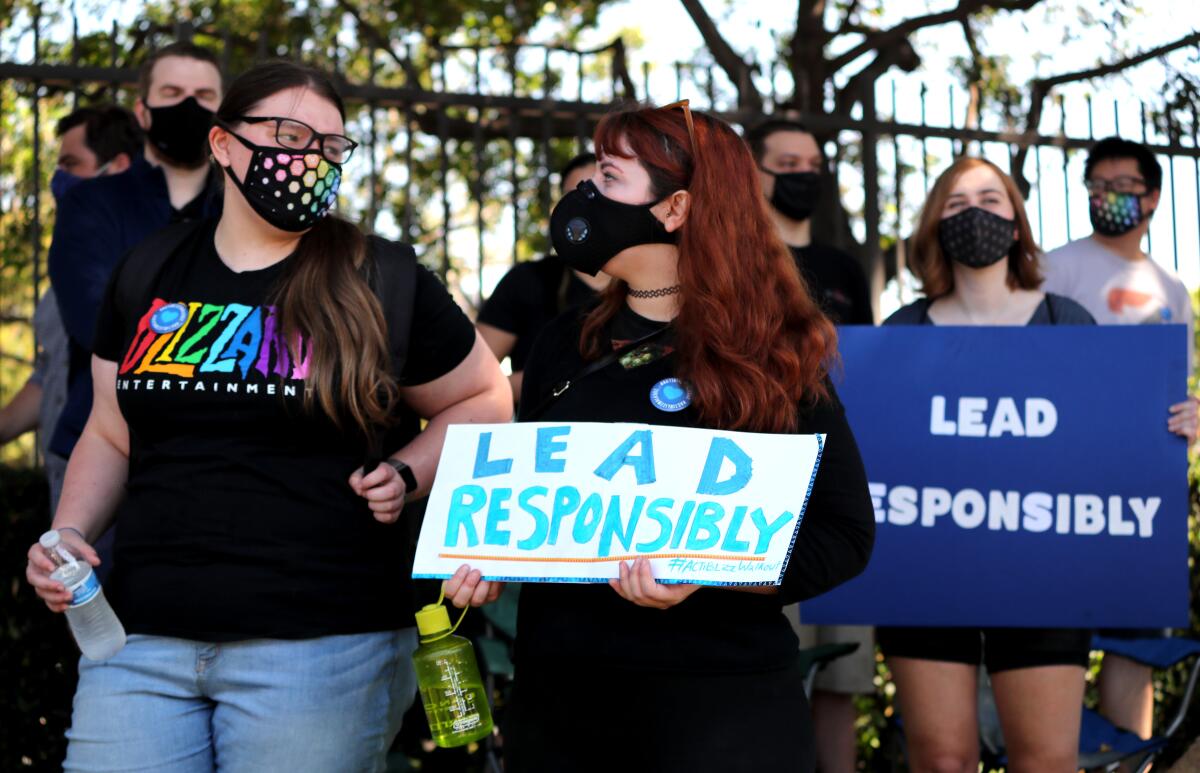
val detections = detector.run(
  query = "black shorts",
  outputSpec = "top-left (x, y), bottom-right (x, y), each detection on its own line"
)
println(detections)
top-left (877, 626), bottom-right (1092, 673)
top-left (1096, 628), bottom-right (1170, 639)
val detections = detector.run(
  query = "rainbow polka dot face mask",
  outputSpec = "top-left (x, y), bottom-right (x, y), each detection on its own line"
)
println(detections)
top-left (1089, 190), bottom-right (1144, 237)
top-left (222, 130), bottom-right (342, 232)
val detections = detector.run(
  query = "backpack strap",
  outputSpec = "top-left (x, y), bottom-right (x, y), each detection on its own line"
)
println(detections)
top-left (114, 219), bottom-right (209, 318)
top-left (521, 325), bottom-right (671, 421)
top-left (361, 235), bottom-right (419, 469)
top-left (363, 235), bottom-right (418, 378)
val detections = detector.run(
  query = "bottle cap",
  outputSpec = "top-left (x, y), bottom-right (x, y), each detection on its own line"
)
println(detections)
top-left (415, 603), bottom-right (452, 639)
top-left (39, 530), bottom-right (62, 549)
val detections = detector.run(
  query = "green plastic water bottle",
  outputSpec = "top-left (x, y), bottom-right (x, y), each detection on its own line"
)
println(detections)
top-left (412, 602), bottom-right (494, 748)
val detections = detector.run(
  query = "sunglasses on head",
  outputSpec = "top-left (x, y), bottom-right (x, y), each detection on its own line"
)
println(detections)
top-left (661, 99), bottom-right (697, 157)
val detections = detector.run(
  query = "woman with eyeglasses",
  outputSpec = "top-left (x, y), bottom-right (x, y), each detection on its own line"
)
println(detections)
top-left (443, 102), bottom-right (875, 772)
top-left (25, 61), bottom-right (511, 772)
top-left (878, 157), bottom-right (1093, 773)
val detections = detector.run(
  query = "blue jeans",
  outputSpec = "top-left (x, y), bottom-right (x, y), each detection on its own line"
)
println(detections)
top-left (64, 630), bottom-right (419, 772)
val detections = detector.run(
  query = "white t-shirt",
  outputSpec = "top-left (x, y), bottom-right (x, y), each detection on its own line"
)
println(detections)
top-left (1042, 237), bottom-right (1192, 326)
top-left (1042, 236), bottom-right (1194, 372)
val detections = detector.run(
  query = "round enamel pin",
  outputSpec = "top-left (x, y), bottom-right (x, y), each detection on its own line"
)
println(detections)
top-left (649, 378), bottom-right (691, 412)
top-left (149, 302), bottom-right (189, 334)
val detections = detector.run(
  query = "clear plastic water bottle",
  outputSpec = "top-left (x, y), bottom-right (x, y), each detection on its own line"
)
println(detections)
top-left (40, 530), bottom-right (126, 661)
top-left (412, 602), bottom-right (493, 747)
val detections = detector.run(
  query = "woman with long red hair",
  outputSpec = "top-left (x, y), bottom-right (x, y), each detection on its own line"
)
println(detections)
top-left (447, 103), bottom-right (875, 771)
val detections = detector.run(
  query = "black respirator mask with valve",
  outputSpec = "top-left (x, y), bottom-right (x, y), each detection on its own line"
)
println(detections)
top-left (549, 179), bottom-right (678, 276)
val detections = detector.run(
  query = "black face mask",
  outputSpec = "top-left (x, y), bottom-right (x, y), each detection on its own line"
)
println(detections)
top-left (762, 169), bottom-right (821, 222)
top-left (549, 180), bottom-right (676, 276)
top-left (937, 206), bottom-right (1017, 269)
top-left (147, 96), bottom-right (215, 167)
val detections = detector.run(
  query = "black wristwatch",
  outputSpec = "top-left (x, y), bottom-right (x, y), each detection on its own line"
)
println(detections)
top-left (387, 459), bottom-right (419, 492)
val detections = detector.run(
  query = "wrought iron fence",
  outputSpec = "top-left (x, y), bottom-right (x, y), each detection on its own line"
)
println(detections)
top-left (2, 10), bottom-right (1199, 382)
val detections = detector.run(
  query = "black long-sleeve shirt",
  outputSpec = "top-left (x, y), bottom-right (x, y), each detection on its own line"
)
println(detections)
top-left (514, 306), bottom-right (875, 673)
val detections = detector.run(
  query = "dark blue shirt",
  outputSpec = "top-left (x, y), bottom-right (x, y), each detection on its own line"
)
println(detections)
top-left (48, 155), bottom-right (221, 457)
top-left (883, 293), bottom-right (1096, 326)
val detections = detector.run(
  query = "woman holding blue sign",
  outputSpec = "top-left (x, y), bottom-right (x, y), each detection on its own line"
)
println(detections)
top-left (881, 157), bottom-right (1093, 773)
top-left (444, 101), bottom-right (876, 772)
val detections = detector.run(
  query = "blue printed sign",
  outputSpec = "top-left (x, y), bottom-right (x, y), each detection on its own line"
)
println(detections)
top-left (413, 423), bottom-right (825, 585)
top-left (803, 325), bottom-right (1190, 627)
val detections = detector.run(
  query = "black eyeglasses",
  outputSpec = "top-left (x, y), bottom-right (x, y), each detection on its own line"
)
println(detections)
top-left (235, 116), bottom-right (358, 164)
top-left (1084, 175), bottom-right (1148, 196)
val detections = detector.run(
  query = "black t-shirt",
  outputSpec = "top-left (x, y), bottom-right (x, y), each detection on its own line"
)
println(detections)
top-left (92, 220), bottom-right (476, 641)
top-left (514, 306), bottom-right (875, 673)
top-left (476, 255), bottom-right (596, 370)
top-left (610, 302), bottom-right (670, 346)
top-left (790, 242), bottom-right (873, 325)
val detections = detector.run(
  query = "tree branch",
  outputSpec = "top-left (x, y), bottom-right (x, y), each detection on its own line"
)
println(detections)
top-left (837, 23), bottom-right (878, 35)
top-left (797, 0), bottom-right (827, 37)
top-left (790, 0), bottom-right (831, 112)
top-left (828, 0), bottom-right (1038, 73)
top-left (1010, 31), bottom-right (1200, 195)
top-left (335, 0), bottom-right (424, 85)
top-left (959, 17), bottom-right (984, 135)
top-left (834, 40), bottom-right (919, 115)
top-left (609, 38), bottom-right (639, 101)
top-left (678, 0), bottom-right (763, 111)
top-left (835, 0), bottom-right (864, 36)
top-left (1035, 31), bottom-right (1200, 93)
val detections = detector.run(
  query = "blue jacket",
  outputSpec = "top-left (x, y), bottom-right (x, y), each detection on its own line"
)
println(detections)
top-left (48, 155), bottom-right (221, 457)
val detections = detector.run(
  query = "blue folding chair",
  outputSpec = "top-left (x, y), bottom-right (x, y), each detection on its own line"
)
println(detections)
top-left (1077, 635), bottom-right (1200, 772)
top-left (973, 635), bottom-right (1200, 772)
top-left (797, 642), bottom-right (861, 699)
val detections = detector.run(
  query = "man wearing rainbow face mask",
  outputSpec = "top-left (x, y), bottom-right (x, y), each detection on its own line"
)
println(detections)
top-left (1041, 135), bottom-right (1197, 751)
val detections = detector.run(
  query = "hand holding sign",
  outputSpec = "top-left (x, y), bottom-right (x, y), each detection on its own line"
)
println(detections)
top-left (609, 557), bottom-right (701, 608)
top-left (413, 423), bottom-right (825, 586)
top-left (443, 564), bottom-right (505, 608)
top-left (1167, 396), bottom-right (1199, 443)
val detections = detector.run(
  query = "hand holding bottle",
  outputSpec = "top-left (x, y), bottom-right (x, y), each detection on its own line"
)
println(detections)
top-left (25, 528), bottom-right (100, 613)
top-left (28, 529), bottom-right (126, 660)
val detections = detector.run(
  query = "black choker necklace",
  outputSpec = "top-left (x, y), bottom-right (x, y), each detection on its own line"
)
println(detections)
top-left (627, 284), bottom-right (682, 298)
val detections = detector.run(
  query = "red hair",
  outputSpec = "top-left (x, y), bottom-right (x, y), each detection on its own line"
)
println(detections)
top-left (581, 105), bottom-right (837, 433)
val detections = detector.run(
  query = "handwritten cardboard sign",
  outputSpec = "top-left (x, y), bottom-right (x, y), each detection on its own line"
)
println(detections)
top-left (413, 422), bottom-right (825, 585)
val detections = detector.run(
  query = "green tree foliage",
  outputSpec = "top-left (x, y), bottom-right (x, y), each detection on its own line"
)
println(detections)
top-left (0, 0), bottom-right (624, 464)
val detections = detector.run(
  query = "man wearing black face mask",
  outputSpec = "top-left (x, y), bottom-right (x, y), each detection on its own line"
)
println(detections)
top-left (47, 42), bottom-right (223, 496)
top-left (745, 117), bottom-right (875, 773)
top-left (747, 119), bottom-right (873, 326)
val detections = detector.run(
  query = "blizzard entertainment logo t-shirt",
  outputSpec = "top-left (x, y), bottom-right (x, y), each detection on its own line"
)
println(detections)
top-left (117, 296), bottom-right (311, 397)
top-left (91, 219), bottom-right (477, 642)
